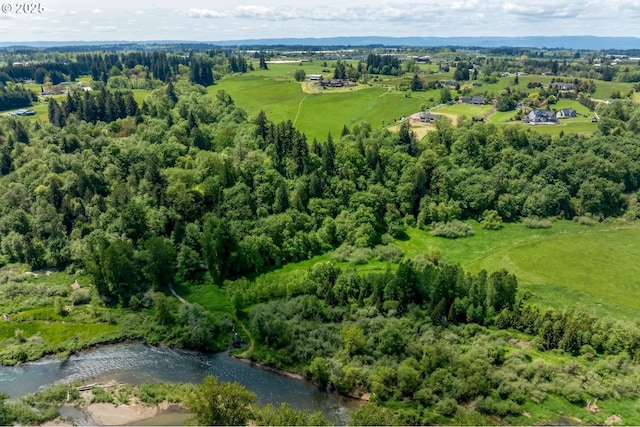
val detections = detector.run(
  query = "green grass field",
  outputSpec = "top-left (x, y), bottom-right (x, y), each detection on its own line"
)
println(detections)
top-left (174, 283), bottom-right (233, 314)
top-left (591, 80), bottom-right (636, 100)
top-left (259, 220), bottom-right (640, 322)
top-left (434, 103), bottom-right (493, 118)
top-left (213, 64), bottom-right (426, 141)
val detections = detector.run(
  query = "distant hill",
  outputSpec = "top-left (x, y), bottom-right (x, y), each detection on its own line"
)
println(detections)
top-left (209, 36), bottom-right (640, 50)
top-left (1, 36), bottom-right (639, 50)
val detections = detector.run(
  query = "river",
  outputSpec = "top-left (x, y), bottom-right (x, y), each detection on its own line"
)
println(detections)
top-left (0, 342), bottom-right (361, 425)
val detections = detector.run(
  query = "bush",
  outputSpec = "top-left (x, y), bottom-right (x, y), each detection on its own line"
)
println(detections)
top-left (91, 387), bottom-right (114, 404)
top-left (522, 216), bottom-right (553, 229)
top-left (373, 244), bottom-right (403, 263)
top-left (573, 215), bottom-right (597, 226)
top-left (331, 244), bottom-right (403, 264)
top-left (480, 209), bottom-right (503, 230)
top-left (430, 220), bottom-right (474, 239)
top-left (436, 397), bottom-right (459, 417)
top-left (70, 288), bottom-right (91, 306)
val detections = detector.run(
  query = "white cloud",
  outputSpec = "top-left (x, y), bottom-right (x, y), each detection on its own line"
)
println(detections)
top-left (502, 1), bottom-right (583, 19)
top-left (233, 5), bottom-right (274, 18)
top-left (186, 8), bottom-right (225, 18)
top-left (92, 9), bottom-right (102, 14)
top-left (94, 25), bottom-right (117, 32)
top-left (451, 0), bottom-right (479, 10)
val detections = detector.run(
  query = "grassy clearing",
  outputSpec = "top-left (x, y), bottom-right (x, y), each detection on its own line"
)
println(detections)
top-left (591, 80), bottom-right (636, 100)
top-left (434, 103), bottom-right (493, 117)
top-left (213, 68), bottom-right (425, 141)
top-left (554, 99), bottom-right (593, 116)
top-left (174, 282), bottom-right (233, 314)
top-left (0, 267), bottom-right (140, 364)
top-left (466, 224), bottom-right (640, 319)
top-left (257, 220), bottom-right (640, 322)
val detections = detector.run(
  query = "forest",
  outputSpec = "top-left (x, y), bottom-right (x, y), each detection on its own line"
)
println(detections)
top-left (1, 46), bottom-right (640, 424)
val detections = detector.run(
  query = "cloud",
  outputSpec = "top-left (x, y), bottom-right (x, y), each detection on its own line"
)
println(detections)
top-left (618, 0), bottom-right (640, 15)
top-left (226, 2), bottom-right (447, 22)
top-left (451, 0), bottom-right (479, 10)
top-left (233, 5), bottom-right (274, 19)
top-left (94, 25), bottom-right (117, 32)
top-left (186, 8), bottom-right (225, 18)
top-left (502, 2), bottom-right (582, 19)
top-left (92, 9), bottom-right (102, 14)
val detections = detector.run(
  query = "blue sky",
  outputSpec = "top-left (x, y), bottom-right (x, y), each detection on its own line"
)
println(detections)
top-left (1, 0), bottom-right (639, 42)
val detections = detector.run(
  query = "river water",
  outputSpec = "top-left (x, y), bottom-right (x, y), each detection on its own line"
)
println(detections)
top-left (0, 342), bottom-right (361, 425)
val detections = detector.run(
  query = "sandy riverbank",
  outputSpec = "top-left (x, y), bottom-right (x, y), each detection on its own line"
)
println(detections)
top-left (41, 382), bottom-right (181, 427)
top-left (86, 400), bottom-right (167, 425)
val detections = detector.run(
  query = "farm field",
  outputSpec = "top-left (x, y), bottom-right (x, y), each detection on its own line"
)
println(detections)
top-left (434, 103), bottom-right (493, 118)
top-left (213, 64), bottom-right (426, 141)
top-left (404, 221), bottom-right (640, 320)
top-left (213, 64), bottom-right (615, 140)
top-left (260, 220), bottom-right (640, 322)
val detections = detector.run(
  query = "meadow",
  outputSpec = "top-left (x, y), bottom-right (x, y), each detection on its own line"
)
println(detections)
top-left (259, 219), bottom-right (640, 322)
top-left (212, 63), bottom-right (427, 141)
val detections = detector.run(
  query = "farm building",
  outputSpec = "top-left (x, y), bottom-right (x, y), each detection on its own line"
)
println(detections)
top-left (419, 111), bottom-right (442, 124)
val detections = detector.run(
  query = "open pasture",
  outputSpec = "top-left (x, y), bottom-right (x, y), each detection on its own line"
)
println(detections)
top-left (465, 223), bottom-right (640, 320)
top-left (260, 220), bottom-right (640, 321)
top-left (434, 103), bottom-right (493, 118)
top-left (213, 64), bottom-right (426, 141)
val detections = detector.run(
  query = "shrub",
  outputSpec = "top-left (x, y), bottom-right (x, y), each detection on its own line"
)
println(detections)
top-left (529, 388), bottom-right (547, 404)
top-left (480, 209), bottom-right (503, 230)
top-left (90, 387), bottom-right (114, 404)
top-left (522, 216), bottom-right (553, 229)
top-left (70, 288), bottom-right (91, 306)
top-left (573, 215), bottom-right (597, 226)
top-left (373, 244), bottom-right (403, 262)
top-left (430, 220), bottom-right (474, 239)
top-left (331, 244), bottom-right (403, 264)
top-left (436, 397), bottom-right (459, 417)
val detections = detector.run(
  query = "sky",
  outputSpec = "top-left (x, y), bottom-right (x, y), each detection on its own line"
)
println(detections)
top-left (1, 0), bottom-right (640, 42)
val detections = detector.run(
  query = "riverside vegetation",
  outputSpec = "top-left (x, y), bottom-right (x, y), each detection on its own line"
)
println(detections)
top-left (0, 45), bottom-right (640, 424)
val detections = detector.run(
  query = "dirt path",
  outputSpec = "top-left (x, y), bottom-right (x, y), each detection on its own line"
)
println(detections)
top-left (168, 282), bottom-right (255, 355)
top-left (293, 94), bottom-right (310, 127)
top-left (238, 322), bottom-right (255, 358)
top-left (168, 282), bottom-right (187, 305)
top-left (378, 87), bottom-right (392, 97)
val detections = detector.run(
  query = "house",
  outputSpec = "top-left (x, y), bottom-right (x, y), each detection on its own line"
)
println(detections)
top-left (419, 111), bottom-right (442, 124)
top-left (440, 79), bottom-right (458, 87)
top-left (556, 108), bottom-right (577, 119)
top-left (308, 74), bottom-right (322, 82)
top-left (527, 109), bottom-right (557, 123)
top-left (550, 82), bottom-right (576, 91)
top-left (8, 109), bottom-right (36, 117)
top-left (460, 95), bottom-right (484, 105)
